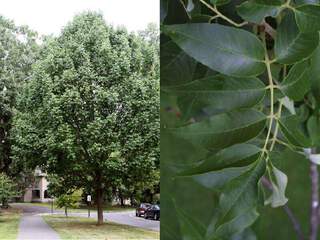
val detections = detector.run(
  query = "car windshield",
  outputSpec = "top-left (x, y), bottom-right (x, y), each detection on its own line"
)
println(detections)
top-left (141, 203), bottom-right (150, 208)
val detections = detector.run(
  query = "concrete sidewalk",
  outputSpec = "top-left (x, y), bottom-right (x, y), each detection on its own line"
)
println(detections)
top-left (17, 214), bottom-right (60, 240)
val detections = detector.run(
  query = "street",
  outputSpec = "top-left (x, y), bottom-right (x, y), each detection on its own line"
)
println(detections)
top-left (12, 203), bottom-right (160, 232)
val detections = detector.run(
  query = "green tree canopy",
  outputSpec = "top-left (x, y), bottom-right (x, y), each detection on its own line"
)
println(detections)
top-left (13, 12), bottom-right (159, 224)
top-left (0, 16), bottom-right (39, 174)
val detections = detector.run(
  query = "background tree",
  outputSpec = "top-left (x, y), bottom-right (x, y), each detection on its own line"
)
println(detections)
top-left (0, 173), bottom-right (18, 208)
top-left (55, 190), bottom-right (82, 217)
top-left (13, 12), bottom-right (159, 225)
top-left (0, 16), bottom-right (38, 175)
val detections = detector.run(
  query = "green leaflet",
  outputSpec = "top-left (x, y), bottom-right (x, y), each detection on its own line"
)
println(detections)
top-left (170, 109), bottom-right (267, 150)
top-left (307, 115), bottom-right (320, 147)
top-left (175, 203), bottom-right (206, 240)
top-left (265, 164), bottom-right (288, 208)
top-left (275, 12), bottom-right (319, 64)
top-left (161, 40), bottom-right (198, 87)
top-left (214, 210), bottom-right (259, 239)
top-left (308, 43), bottom-right (320, 105)
top-left (279, 60), bottom-right (310, 101)
top-left (171, 166), bottom-right (248, 239)
top-left (163, 23), bottom-right (265, 77)
top-left (161, 0), bottom-right (169, 22)
top-left (210, 0), bottom-right (230, 6)
top-left (164, 75), bottom-right (266, 119)
top-left (295, 5), bottom-right (320, 33)
top-left (208, 159), bottom-right (266, 238)
top-left (279, 115), bottom-right (312, 148)
top-left (230, 228), bottom-right (257, 240)
top-left (295, 0), bottom-right (319, 4)
top-left (180, 144), bottom-right (261, 176)
top-left (237, 0), bottom-right (282, 24)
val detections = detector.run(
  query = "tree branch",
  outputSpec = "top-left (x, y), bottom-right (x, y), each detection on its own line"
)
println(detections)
top-left (262, 21), bottom-right (276, 39)
top-left (261, 176), bottom-right (305, 240)
top-left (310, 148), bottom-right (319, 240)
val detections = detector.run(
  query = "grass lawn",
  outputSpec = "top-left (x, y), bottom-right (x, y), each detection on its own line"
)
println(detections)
top-left (0, 208), bottom-right (22, 240)
top-left (43, 215), bottom-right (159, 240)
top-left (20, 202), bottom-right (134, 213)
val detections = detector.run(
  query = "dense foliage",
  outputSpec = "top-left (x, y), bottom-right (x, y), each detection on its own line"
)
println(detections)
top-left (55, 190), bottom-right (82, 217)
top-left (13, 12), bottom-right (159, 224)
top-left (0, 173), bottom-right (18, 207)
top-left (0, 16), bottom-right (38, 174)
top-left (161, 0), bottom-right (320, 239)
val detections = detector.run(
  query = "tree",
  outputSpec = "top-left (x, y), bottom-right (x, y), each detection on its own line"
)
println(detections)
top-left (161, 0), bottom-right (320, 239)
top-left (13, 12), bottom-right (159, 225)
top-left (0, 16), bottom-right (38, 174)
top-left (55, 190), bottom-right (82, 217)
top-left (0, 173), bottom-right (18, 208)
top-left (139, 22), bottom-right (160, 45)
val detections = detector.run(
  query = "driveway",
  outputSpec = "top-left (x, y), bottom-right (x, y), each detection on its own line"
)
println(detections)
top-left (12, 203), bottom-right (160, 232)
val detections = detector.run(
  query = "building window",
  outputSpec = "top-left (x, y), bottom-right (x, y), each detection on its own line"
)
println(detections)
top-left (32, 190), bottom-right (40, 198)
top-left (44, 190), bottom-right (49, 198)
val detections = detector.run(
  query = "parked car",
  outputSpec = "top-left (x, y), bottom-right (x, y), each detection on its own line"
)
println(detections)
top-left (144, 204), bottom-right (160, 220)
top-left (136, 203), bottom-right (151, 217)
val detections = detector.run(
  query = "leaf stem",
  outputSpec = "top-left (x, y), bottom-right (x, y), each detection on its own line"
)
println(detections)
top-left (269, 105), bottom-right (282, 151)
top-left (199, 0), bottom-right (247, 27)
top-left (261, 31), bottom-right (275, 158)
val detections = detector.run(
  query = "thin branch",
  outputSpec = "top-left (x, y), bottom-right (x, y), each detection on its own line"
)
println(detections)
top-left (261, 176), bottom-right (305, 240)
top-left (262, 21), bottom-right (276, 39)
top-left (310, 148), bottom-right (319, 240)
top-left (199, 0), bottom-right (247, 27)
top-left (260, 30), bottom-right (275, 159)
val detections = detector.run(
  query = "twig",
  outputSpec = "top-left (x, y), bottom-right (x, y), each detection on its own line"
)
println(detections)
top-left (310, 148), bottom-right (319, 240)
top-left (261, 176), bottom-right (305, 240)
top-left (262, 21), bottom-right (276, 39)
top-left (199, 0), bottom-right (247, 27)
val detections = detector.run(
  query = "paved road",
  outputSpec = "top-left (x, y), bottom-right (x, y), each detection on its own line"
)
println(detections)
top-left (67, 210), bottom-right (160, 231)
top-left (15, 204), bottom-right (60, 240)
top-left (13, 203), bottom-right (160, 232)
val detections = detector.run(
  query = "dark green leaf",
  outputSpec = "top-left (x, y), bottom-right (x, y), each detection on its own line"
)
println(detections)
top-left (307, 115), bottom-right (320, 147)
top-left (161, 40), bottom-right (198, 87)
top-left (295, 5), bottom-right (320, 33)
top-left (279, 60), bottom-right (310, 101)
top-left (308, 43), bottom-right (320, 105)
top-left (181, 144), bottom-right (261, 176)
top-left (163, 23), bottom-right (265, 77)
top-left (279, 115), bottom-right (312, 147)
top-left (237, 1), bottom-right (281, 24)
top-left (275, 12), bottom-right (319, 64)
top-left (210, 159), bottom-right (266, 238)
top-left (170, 109), bottom-right (267, 150)
top-left (211, 0), bottom-right (231, 5)
top-left (215, 209), bottom-right (259, 238)
top-left (295, 0), bottom-right (319, 4)
top-left (161, 0), bottom-right (169, 23)
top-left (164, 75), bottom-right (266, 119)
top-left (265, 164), bottom-right (288, 207)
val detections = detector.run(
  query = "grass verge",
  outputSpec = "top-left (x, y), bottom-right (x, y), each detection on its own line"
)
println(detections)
top-left (43, 215), bottom-right (159, 240)
top-left (0, 207), bottom-right (22, 240)
top-left (20, 202), bottom-right (134, 213)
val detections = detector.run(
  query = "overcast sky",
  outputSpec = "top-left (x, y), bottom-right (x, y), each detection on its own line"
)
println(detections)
top-left (0, 0), bottom-right (159, 35)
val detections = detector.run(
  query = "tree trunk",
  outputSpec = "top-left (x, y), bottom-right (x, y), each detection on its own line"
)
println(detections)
top-left (65, 207), bottom-right (68, 217)
top-left (95, 176), bottom-right (104, 225)
top-left (119, 190), bottom-right (124, 207)
top-left (130, 194), bottom-right (134, 207)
